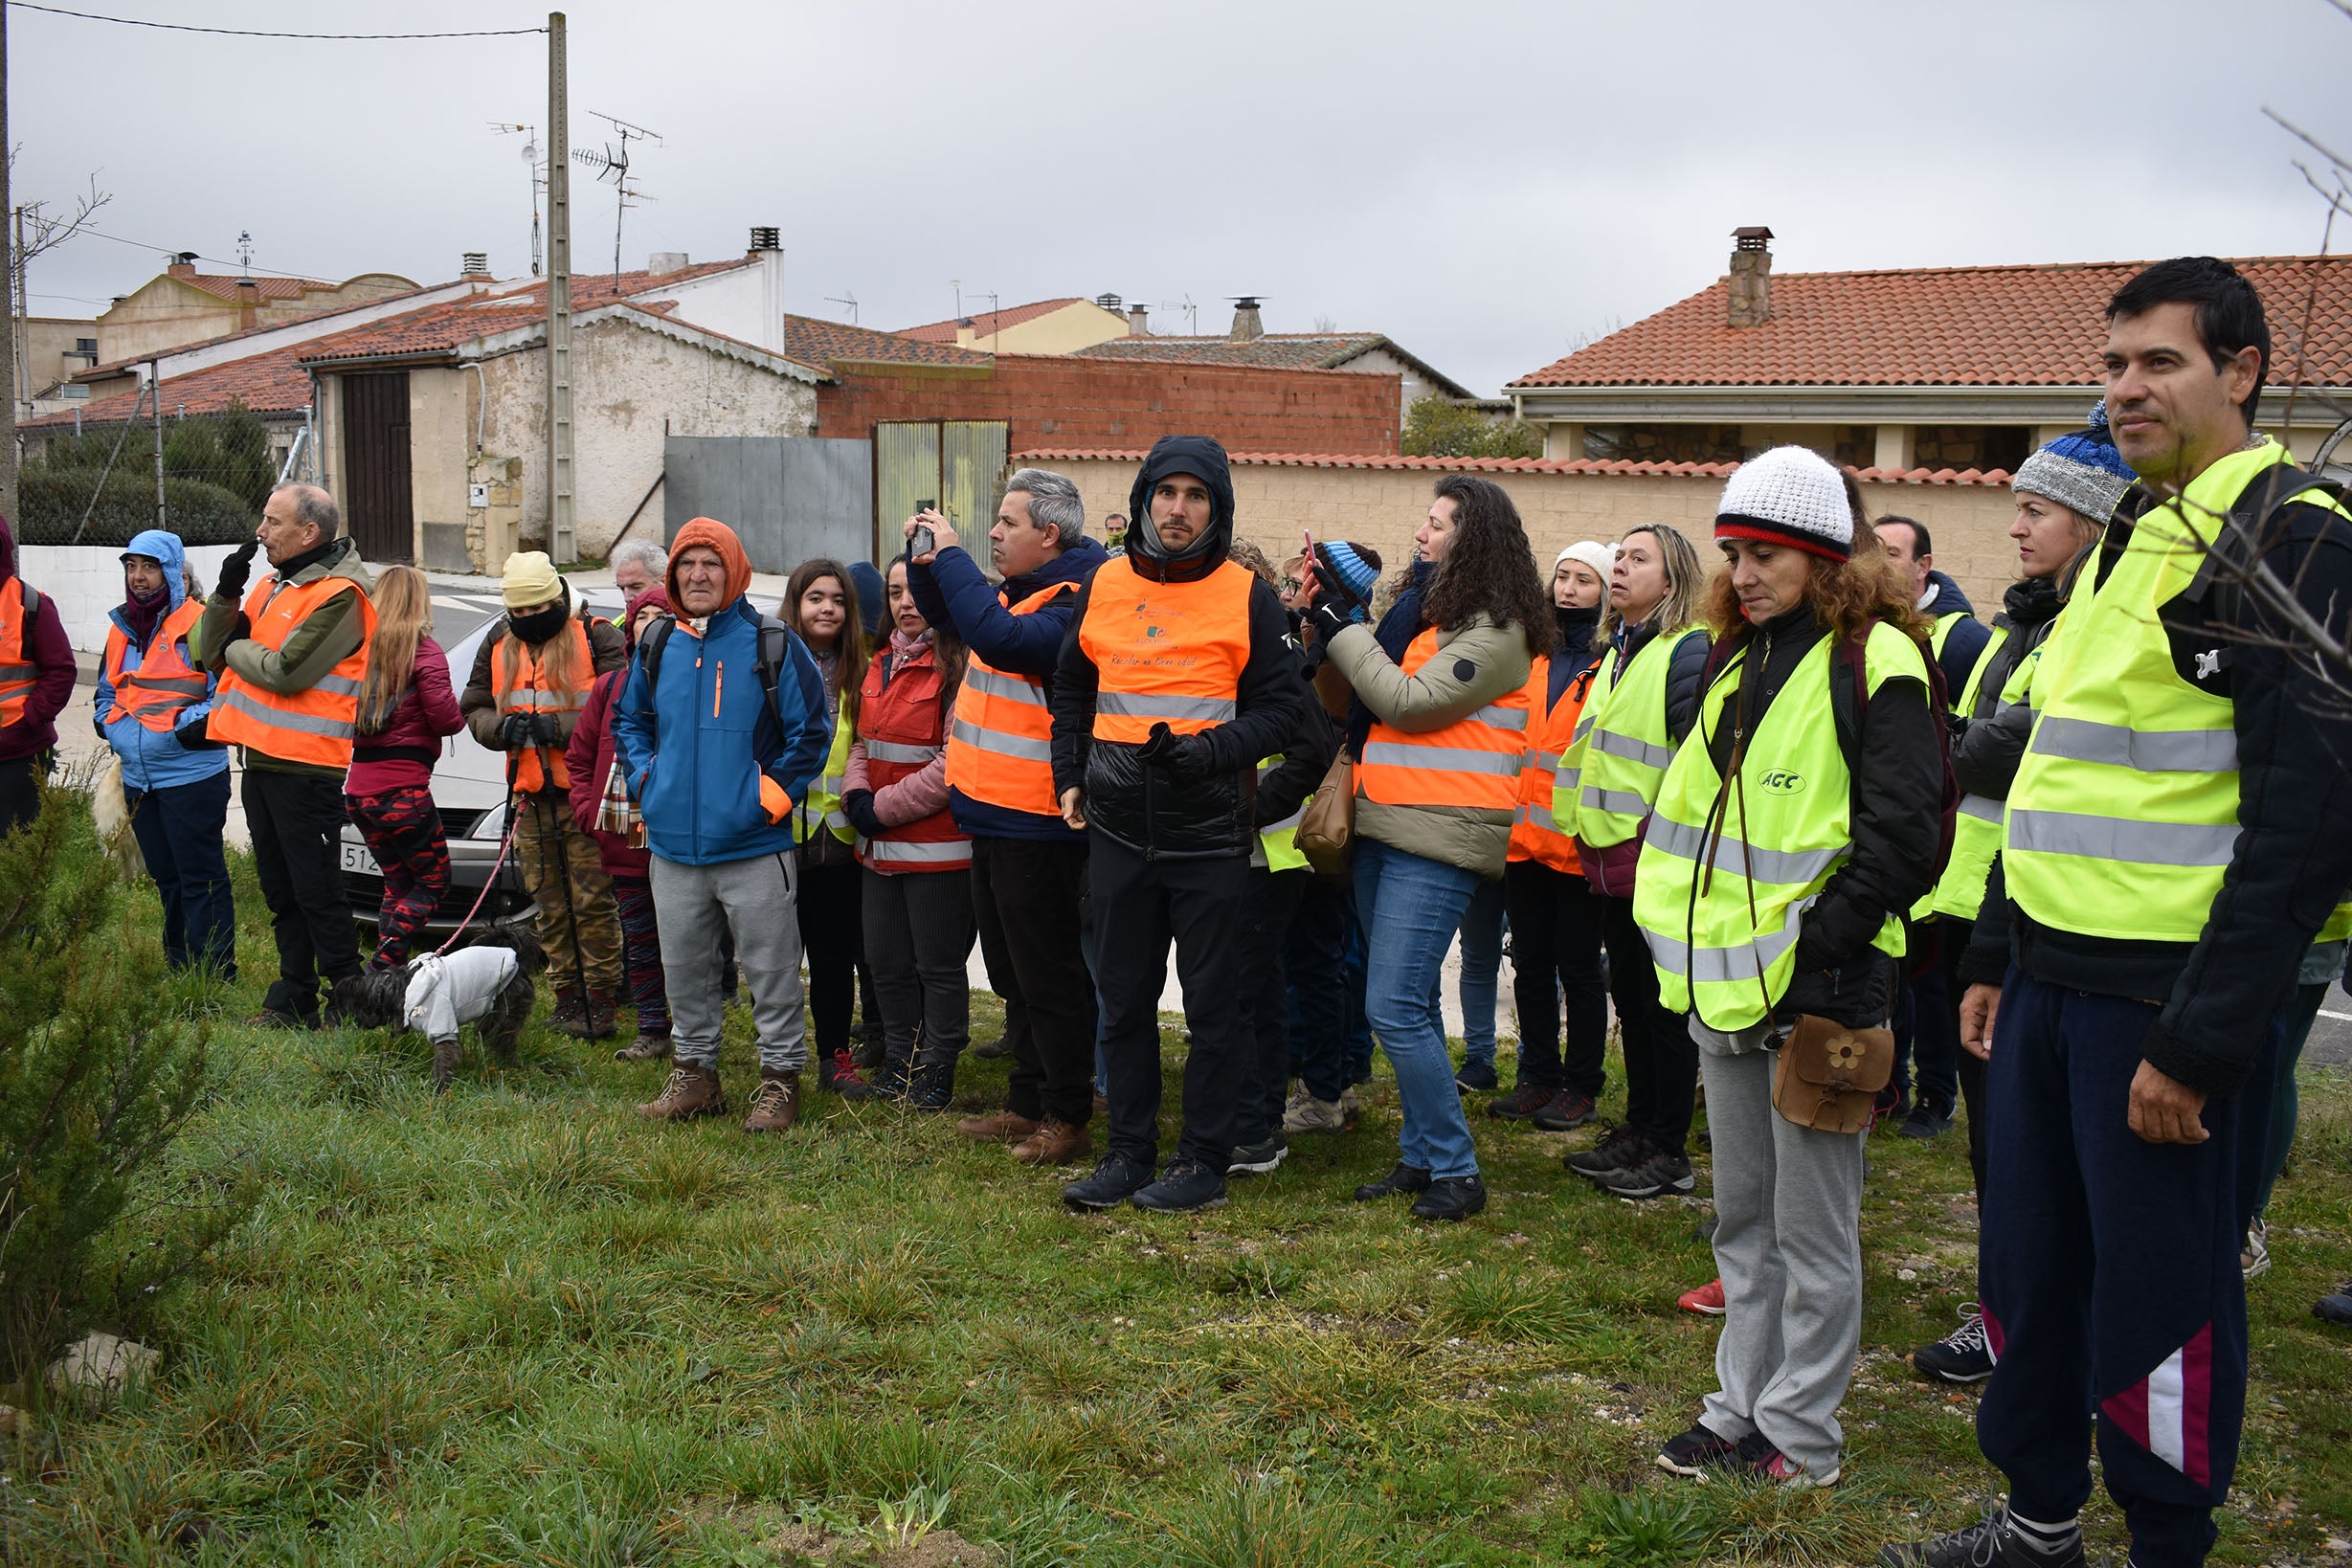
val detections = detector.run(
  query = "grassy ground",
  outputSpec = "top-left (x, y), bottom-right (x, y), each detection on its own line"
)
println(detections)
top-left (9, 854), bottom-right (2351, 1566)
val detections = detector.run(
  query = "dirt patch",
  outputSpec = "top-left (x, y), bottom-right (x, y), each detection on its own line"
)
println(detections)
top-left (767, 1525), bottom-right (994, 1567)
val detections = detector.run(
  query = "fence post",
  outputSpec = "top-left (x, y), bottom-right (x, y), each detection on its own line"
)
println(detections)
top-left (150, 359), bottom-right (164, 533)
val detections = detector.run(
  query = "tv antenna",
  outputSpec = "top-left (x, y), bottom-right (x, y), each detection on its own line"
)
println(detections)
top-left (235, 231), bottom-right (253, 275)
top-left (824, 289), bottom-right (859, 325)
top-left (490, 123), bottom-right (544, 276)
top-left (572, 110), bottom-right (662, 289)
top-left (1159, 294), bottom-right (1198, 335)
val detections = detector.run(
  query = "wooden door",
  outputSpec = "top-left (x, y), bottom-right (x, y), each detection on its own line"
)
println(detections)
top-left (342, 371), bottom-right (413, 563)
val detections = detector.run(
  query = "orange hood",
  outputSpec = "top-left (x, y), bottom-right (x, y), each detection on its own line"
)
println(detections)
top-left (665, 516), bottom-right (753, 612)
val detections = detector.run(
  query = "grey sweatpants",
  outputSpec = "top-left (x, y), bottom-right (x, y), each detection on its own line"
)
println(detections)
top-left (1695, 1036), bottom-right (1869, 1479)
top-left (650, 850), bottom-right (808, 1074)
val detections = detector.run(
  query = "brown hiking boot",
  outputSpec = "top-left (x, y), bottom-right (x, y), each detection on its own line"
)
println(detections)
top-left (956, 1108), bottom-right (1041, 1142)
top-left (636, 1061), bottom-right (726, 1122)
top-left (432, 1037), bottom-right (462, 1092)
top-left (550, 988), bottom-right (619, 1041)
top-left (613, 1032), bottom-right (672, 1062)
top-left (1011, 1115), bottom-right (1090, 1166)
top-left (743, 1069), bottom-right (802, 1134)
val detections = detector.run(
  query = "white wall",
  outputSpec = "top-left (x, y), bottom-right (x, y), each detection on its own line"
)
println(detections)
top-left (641, 253), bottom-right (782, 352)
top-left (22, 542), bottom-right (241, 654)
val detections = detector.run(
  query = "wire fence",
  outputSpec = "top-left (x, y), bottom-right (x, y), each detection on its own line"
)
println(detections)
top-left (16, 396), bottom-right (317, 547)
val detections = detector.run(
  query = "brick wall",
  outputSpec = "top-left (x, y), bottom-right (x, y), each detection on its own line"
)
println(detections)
top-left (818, 354), bottom-right (1400, 457)
top-left (1041, 458), bottom-right (2026, 614)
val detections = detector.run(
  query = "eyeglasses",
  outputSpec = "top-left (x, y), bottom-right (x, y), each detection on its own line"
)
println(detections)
top-left (1281, 577), bottom-right (1301, 594)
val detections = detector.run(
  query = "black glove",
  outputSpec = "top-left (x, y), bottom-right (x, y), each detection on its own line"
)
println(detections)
top-left (526, 712), bottom-right (563, 747)
top-left (1307, 598), bottom-right (1357, 647)
top-left (841, 789), bottom-right (885, 839)
top-left (1138, 721), bottom-right (1216, 781)
top-left (215, 538), bottom-right (261, 601)
top-left (498, 712), bottom-right (534, 750)
top-left (174, 715), bottom-right (215, 749)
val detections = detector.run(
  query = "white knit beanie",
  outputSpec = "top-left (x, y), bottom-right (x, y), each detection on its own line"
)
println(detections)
top-left (1715, 446), bottom-right (1855, 562)
top-left (1555, 540), bottom-right (1616, 582)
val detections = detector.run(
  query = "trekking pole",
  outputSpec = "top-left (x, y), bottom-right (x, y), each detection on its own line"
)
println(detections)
top-left (536, 752), bottom-right (602, 1042)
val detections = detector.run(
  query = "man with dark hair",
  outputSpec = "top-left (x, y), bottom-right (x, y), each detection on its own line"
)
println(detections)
top-left (1887, 257), bottom-right (2352, 1567)
top-left (1878, 516), bottom-right (1990, 701)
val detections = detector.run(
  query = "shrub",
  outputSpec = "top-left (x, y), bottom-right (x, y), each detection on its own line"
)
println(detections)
top-left (1400, 392), bottom-right (1545, 460)
top-left (14, 467), bottom-right (258, 547)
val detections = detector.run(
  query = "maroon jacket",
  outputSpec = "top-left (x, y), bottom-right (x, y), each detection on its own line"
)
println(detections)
top-left (346, 636), bottom-right (464, 795)
top-left (0, 515), bottom-right (78, 765)
top-left (569, 666), bottom-right (648, 879)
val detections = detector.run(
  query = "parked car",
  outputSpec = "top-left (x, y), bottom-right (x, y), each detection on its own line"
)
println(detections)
top-left (339, 587), bottom-right (630, 937)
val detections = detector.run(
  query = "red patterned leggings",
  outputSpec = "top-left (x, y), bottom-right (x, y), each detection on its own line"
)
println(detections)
top-left (346, 784), bottom-right (450, 970)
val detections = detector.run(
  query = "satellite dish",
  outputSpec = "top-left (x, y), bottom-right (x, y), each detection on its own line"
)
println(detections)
top-left (522, 141), bottom-right (536, 162)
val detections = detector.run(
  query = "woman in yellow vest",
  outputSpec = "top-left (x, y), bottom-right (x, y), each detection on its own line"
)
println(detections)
top-left (1636, 447), bottom-right (1944, 1490)
top-left (1305, 475), bottom-right (1553, 1223)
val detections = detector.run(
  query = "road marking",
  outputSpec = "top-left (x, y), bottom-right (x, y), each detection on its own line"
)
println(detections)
top-left (2320, 1009), bottom-right (2352, 1022)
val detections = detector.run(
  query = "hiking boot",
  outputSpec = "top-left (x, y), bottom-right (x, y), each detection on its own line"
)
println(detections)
top-left (1011, 1115), bottom-right (1090, 1166)
top-left (550, 987), bottom-right (619, 1041)
top-left (1409, 1174), bottom-right (1487, 1221)
top-left (1283, 1093), bottom-right (1350, 1134)
top-left (1063, 1151), bottom-right (1154, 1211)
top-left (2316, 1281), bottom-right (2352, 1326)
top-left (247, 1006), bottom-right (320, 1031)
top-left (970, 1035), bottom-right (1012, 1061)
top-left (1600, 1146), bottom-right (1696, 1199)
top-left (1530, 1090), bottom-right (1599, 1131)
top-left (431, 1037), bottom-right (462, 1092)
top-left (958, 1109), bottom-right (1042, 1142)
top-left (906, 1050), bottom-right (956, 1110)
top-left (1454, 1059), bottom-right (1498, 1093)
top-left (1566, 1124), bottom-right (1648, 1178)
top-left (1678, 1278), bottom-right (1727, 1316)
top-left (1878, 1504), bottom-right (2085, 1568)
top-left (818, 1048), bottom-right (881, 1101)
top-left (853, 1022), bottom-right (885, 1072)
top-left (1900, 1103), bottom-right (1955, 1139)
top-left (1913, 1304), bottom-right (1994, 1383)
top-left (1654, 1421), bottom-right (1743, 1478)
top-left (1487, 1081), bottom-right (1554, 1120)
top-left (743, 1069), bottom-right (802, 1134)
top-left (1131, 1157), bottom-right (1228, 1213)
top-left (613, 1031), bottom-right (672, 1062)
top-left (637, 1062), bottom-right (726, 1122)
top-left (1353, 1162), bottom-right (1432, 1201)
top-left (1227, 1133), bottom-right (1288, 1176)
top-left (2241, 1217), bottom-right (2271, 1280)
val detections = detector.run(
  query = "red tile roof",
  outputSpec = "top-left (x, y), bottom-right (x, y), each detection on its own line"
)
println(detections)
top-left (1012, 447), bottom-right (2009, 485)
top-left (784, 313), bottom-right (992, 369)
top-left (899, 298), bottom-right (1089, 343)
top-left (25, 343), bottom-right (316, 429)
top-left (1509, 256), bottom-right (2352, 389)
top-left (168, 272), bottom-right (332, 302)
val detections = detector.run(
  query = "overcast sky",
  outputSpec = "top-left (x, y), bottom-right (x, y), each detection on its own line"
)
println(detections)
top-left (12, 0), bottom-right (2350, 396)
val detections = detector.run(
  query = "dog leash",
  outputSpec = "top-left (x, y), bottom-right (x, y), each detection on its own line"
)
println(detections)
top-left (433, 816), bottom-right (518, 956)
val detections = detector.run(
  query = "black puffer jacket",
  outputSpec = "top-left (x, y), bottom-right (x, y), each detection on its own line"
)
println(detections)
top-left (1949, 571), bottom-right (2070, 800)
top-left (1049, 437), bottom-right (1312, 859)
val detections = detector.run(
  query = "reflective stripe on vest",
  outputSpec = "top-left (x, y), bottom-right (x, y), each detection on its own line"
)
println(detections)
top-left (795, 688), bottom-right (856, 846)
top-left (1560, 622), bottom-right (1695, 850)
top-left (862, 836), bottom-right (973, 866)
top-left (1357, 625), bottom-right (1531, 815)
top-left (1077, 556), bottom-right (1254, 744)
top-left (1509, 655), bottom-right (1584, 873)
top-left (0, 578), bottom-right (47, 729)
top-left (2004, 441), bottom-right (2332, 943)
top-left (1926, 642), bottom-right (2036, 921)
top-left (865, 738), bottom-right (941, 764)
top-left (103, 599), bottom-right (210, 731)
top-left (1254, 753), bottom-right (1309, 872)
top-left (208, 572), bottom-right (377, 768)
top-left (492, 618), bottom-right (594, 794)
top-left (943, 580), bottom-right (1079, 815)
top-left (857, 636), bottom-right (970, 873)
top-left (1633, 620), bottom-right (1921, 1030)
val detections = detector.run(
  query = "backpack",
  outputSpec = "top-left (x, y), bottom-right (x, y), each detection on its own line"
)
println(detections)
top-left (635, 611), bottom-right (796, 728)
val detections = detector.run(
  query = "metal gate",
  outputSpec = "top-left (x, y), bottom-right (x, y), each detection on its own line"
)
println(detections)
top-left (662, 436), bottom-right (874, 573)
top-left (341, 371), bottom-right (413, 563)
top-left (874, 419), bottom-right (1008, 551)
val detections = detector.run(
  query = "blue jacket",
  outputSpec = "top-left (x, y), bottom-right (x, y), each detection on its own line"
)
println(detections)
top-left (96, 528), bottom-right (228, 793)
top-left (1922, 570), bottom-right (1991, 701)
top-left (907, 534), bottom-right (1108, 840)
top-left (613, 594), bottom-right (831, 865)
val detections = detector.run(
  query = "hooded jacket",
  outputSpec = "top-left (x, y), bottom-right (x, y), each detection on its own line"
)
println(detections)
top-left (612, 518), bottom-right (831, 866)
top-left (906, 528), bottom-right (1109, 840)
top-left (96, 528), bottom-right (226, 791)
top-left (0, 514), bottom-right (78, 766)
top-left (190, 533), bottom-right (374, 778)
top-left (1919, 569), bottom-right (1991, 701)
top-left (1048, 437), bottom-right (1312, 858)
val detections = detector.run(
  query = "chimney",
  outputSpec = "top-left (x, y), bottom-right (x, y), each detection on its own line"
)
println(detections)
top-left (1229, 296), bottom-right (1265, 341)
top-left (954, 319), bottom-right (977, 348)
top-left (234, 275), bottom-right (260, 330)
top-left (748, 225), bottom-right (780, 254)
top-left (1727, 226), bottom-right (1774, 328)
top-left (1128, 303), bottom-right (1150, 336)
top-left (167, 251), bottom-right (198, 279)
top-left (1093, 292), bottom-right (1123, 314)
top-left (461, 251), bottom-right (490, 278)
top-left (645, 251), bottom-right (688, 277)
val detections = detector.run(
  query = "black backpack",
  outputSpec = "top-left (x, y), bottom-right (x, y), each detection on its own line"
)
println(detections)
top-left (635, 611), bottom-right (797, 728)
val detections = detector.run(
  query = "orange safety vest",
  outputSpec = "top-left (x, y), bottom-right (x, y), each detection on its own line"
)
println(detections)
top-left (492, 617), bottom-right (595, 794)
top-left (210, 573), bottom-right (378, 769)
top-left (1076, 555), bottom-right (1254, 743)
top-left (1357, 625), bottom-right (1532, 813)
top-left (0, 576), bottom-right (52, 729)
top-left (857, 638), bottom-right (972, 873)
top-left (1508, 655), bottom-right (1593, 873)
top-left (103, 599), bottom-right (211, 731)
top-left (944, 579), bottom-right (1081, 815)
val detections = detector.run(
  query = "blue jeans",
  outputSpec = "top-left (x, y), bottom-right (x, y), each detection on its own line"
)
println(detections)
top-left (125, 771), bottom-right (236, 977)
top-left (1354, 837), bottom-right (1482, 1180)
top-left (1454, 874), bottom-right (1505, 1069)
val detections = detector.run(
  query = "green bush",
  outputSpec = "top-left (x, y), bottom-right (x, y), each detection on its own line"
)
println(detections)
top-left (15, 467), bottom-right (258, 547)
top-left (1400, 392), bottom-right (1546, 460)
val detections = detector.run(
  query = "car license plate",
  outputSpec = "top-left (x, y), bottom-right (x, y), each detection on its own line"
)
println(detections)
top-left (340, 840), bottom-right (378, 875)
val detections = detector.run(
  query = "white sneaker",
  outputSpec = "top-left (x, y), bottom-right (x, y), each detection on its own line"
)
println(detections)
top-left (1284, 1094), bottom-right (1348, 1133)
top-left (2242, 1217), bottom-right (2272, 1281)
top-left (1340, 1085), bottom-right (1363, 1121)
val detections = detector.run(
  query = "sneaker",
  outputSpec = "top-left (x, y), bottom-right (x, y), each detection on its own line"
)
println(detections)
top-left (1283, 1094), bottom-right (1350, 1134)
top-left (1530, 1090), bottom-right (1599, 1131)
top-left (2316, 1281), bottom-right (2352, 1326)
top-left (1565, 1124), bottom-right (1646, 1177)
top-left (1339, 1085), bottom-right (1364, 1120)
top-left (1353, 1162), bottom-right (1431, 1201)
top-left (1408, 1175), bottom-right (1487, 1221)
top-left (613, 1032), bottom-right (671, 1062)
top-left (2241, 1217), bottom-right (2271, 1281)
top-left (1753, 1446), bottom-right (1839, 1489)
top-left (1063, 1152), bottom-right (1155, 1211)
top-left (636, 1062), bottom-right (726, 1122)
top-left (1227, 1134), bottom-right (1288, 1176)
top-left (1900, 1103), bottom-right (1955, 1139)
top-left (742, 1069), bottom-right (802, 1134)
top-left (904, 1052), bottom-right (956, 1110)
top-left (1600, 1147), bottom-right (1695, 1199)
top-left (1131, 1157), bottom-right (1229, 1213)
top-left (1654, 1421), bottom-right (1741, 1477)
top-left (1487, 1081), bottom-right (1554, 1121)
top-left (1454, 1060), bottom-right (1499, 1093)
top-left (819, 1049), bottom-right (881, 1101)
top-left (1879, 1503), bottom-right (2085, 1568)
top-left (1677, 1278), bottom-right (1727, 1316)
top-left (1913, 1304), bottom-right (1995, 1383)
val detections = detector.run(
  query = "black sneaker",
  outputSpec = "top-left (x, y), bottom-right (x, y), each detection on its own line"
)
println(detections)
top-left (2314, 1281), bottom-right (2352, 1326)
top-left (1408, 1175), bottom-right (1487, 1221)
top-left (1487, 1082), bottom-right (1554, 1120)
top-left (1879, 1504), bottom-right (2084, 1568)
top-left (1226, 1134), bottom-right (1288, 1176)
top-left (1454, 1060), bottom-right (1499, 1093)
top-left (1131, 1157), bottom-right (1229, 1213)
top-left (1900, 1104), bottom-right (1955, 1140)
top-left (1600, 1147), bottom-right (1695, 1199)
top-left (1530, 1090), bottom-right (1599, 1131)
top-left (1566, 1124), bottom-right (1646, 1177)
top-left (1913, 1304), bottom-right (1995, 1383)
top-left (1353, 1162), bottom-right (1432, 1201)
top-left (1062, 1152), bottom-right (1155, 1211)
top-left (1654, 1420), bottom-right (1741, 1477)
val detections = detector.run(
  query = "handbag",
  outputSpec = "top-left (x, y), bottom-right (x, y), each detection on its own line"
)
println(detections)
top-left (1294, 751), bottom-right (1355, 875)
top-left (1770, 1013), bottom-right (1894, 1134)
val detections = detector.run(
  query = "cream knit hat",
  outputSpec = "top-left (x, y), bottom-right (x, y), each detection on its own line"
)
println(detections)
top-left (1714, 446), bottom-right (1855, 562)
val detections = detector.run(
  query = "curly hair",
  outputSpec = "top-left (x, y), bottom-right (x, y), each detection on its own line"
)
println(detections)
top-left (1417, 476), bottom-right (1554, 661)
top-left (1704, 539), bottom-right (1930, 647)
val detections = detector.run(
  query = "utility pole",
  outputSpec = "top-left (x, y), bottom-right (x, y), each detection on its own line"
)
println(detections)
top-left (2, 0), bottom-right (16, 525)
top-left (546, 11), bottom-right (575, 564)
top-left (149, 361), bottom-right (164, 533)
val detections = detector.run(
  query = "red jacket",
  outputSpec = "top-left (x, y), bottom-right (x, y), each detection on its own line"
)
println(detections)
top-left (0, 517), bottom-right (77, 765)
top-left (569, 666), bottom-right (649, 879)
top-left (346, 636), bottom-right (463, 795)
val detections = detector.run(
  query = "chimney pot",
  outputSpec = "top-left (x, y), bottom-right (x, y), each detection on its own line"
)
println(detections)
top-left (748, 225), bottom-right (780, 253)
top-left (461, 251), bottom-right (490, 277)
top-left (1094, 292), bottom-right (1123, 313)
top-left (166, 252), bottom-right (198, 279)
top-left (1128, 303), bottom-right (1150, 336)
top-left (646, 251), bottom-right (689, 276)
top-left (1229, 295), bottom-right (1265, 342)
top-left (1727, 227), bottom-right (1774, 327)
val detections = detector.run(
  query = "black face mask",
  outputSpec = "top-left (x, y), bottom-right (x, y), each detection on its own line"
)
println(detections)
top-left (508, 599), bottom-right (571, 646)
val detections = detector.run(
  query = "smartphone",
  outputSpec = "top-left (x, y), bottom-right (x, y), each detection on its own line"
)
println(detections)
top-left (910, 525), bottom-right (935, 557)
